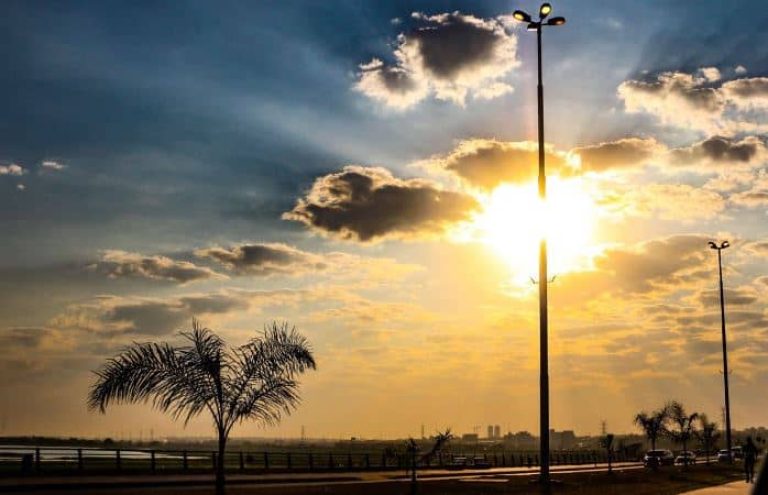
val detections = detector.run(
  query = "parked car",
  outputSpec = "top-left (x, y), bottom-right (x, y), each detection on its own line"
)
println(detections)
top-left (717, 449), bottom-right (733, 463)
top-left (644, 449), bottom-right (675, 467)
top-left (446, 456), bottom-right (468, 470)
top-left (731, 446), bottom-right (744, 460)
top-left (675, 451), bottom-right (697, 465)
top-left (470, 456), bottom-right (492, 469)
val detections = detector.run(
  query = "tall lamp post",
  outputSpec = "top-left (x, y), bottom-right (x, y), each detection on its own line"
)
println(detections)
top-left (511, 3), bottom-right (565, 486)
top-left (708, 240), bottom-right (732, 460)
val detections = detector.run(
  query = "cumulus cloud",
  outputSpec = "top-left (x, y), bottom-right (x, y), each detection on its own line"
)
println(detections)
top-left (599, 183), bottom-right (725, 221)
top-left (669, 135), bottom-right (767, 168)
top-left (555, 234), bottom-right (712, 305)
top-left (91, 250), bottom-right (225, 284)
top-left (196, 243), bottom-right (327, 275)
top-left (721, 77), bottom-right (768, 110)
top-left (618, 69), bottom-right (724, 129)
top-left (421, 139), bottom-right (574, 191)
top-left (572, 137), bottom-right (664, 173)
top-left (618, 68), bottom-right (768, 133)
top-left (355, 12), bottom-right (518, 109)
top-left (729, 170), bottom-right (768, 209)
top-left (0, 163), bottom-right (26, 176)
top-left (283, 165), bottom-right (480, 242)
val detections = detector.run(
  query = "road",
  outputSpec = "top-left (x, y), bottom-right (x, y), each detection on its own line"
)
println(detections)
top-left (0, 461), bottom-right (643, 494)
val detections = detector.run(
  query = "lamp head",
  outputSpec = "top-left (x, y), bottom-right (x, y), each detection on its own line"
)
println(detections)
top-left (708, 241), bottom-right (718, 250)
top-left (513, 10), bottom-right (532, 23)
top-left (547, 16), bottom-right (566, 26)
top-left (539, 3), bottom-right (552, 18)
top-left (722, 240), bottom-right (730, 249)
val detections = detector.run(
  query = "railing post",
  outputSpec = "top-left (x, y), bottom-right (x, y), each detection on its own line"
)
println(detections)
top-left (287, 452), bottom-right (292, 470)
top-left (239, 451), bottom-right (244, 472)
top-left (35, 448), bottom-right (41, 473)
top-left (77, 449), bottom-right (83, 471)
top-left (151, 450), bottom-right (156, 474)
top-left (182, 450), bottom-right (188, 471)
top-left (116, 450), bottom-right (121, 471)
top-left (211, 452), bottom-right (217, 472)
top-left (308, 453), bottom-right (313, 471)
top-left (382, 452), bottom-right (387, 469)
top-left (347, 453), bottom-right (352, 470)
top-left (264, 452), bottom-right (269, 471)
top-left (328, 453), bottom-right (334, 470)
top-left (365, 453), bottom-right (370, 469)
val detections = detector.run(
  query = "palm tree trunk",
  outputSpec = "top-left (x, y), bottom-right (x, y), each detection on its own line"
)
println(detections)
top-left (216, 428), bottom-right (227, 495)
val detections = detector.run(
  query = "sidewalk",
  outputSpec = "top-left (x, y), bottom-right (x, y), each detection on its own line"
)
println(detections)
top-left (680, 480), bottom-right (753, 495)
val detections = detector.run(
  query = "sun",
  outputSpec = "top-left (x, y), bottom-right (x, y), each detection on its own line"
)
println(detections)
top-left (471, 177), bottom-right (599, 285)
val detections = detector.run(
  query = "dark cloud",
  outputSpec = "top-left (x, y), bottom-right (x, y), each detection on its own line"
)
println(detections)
top-left (91, 250), bottom-right (225, 284)
top-left (196, 243), bottom-right (327, 275)
top-left (669, 135), bottom-right (766, 166)
top-left (573, 137), bottom-right (662, 173)
top-left (355, 12), bottom-right (517, 108)
top-left (697, 287), bottom-right (758, 307)
top-left (283, 165), bottom-right (480, 242)
top-left (102, 293), bottom-right (248, 335)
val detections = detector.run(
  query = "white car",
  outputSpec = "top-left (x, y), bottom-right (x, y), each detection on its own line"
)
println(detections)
top-left (675, 451), bottom-right (697, 465)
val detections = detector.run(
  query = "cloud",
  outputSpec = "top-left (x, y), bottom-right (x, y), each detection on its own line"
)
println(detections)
top-left (599, 183), bottom-right (725, 221)
top-left (618, 68), bottom-right (768, 133)
top-left (197, 242), bottom-right (422, 283)
top-left (420, 139), bottom-right (574, 191)
top-left (721, 77), bottom-right (768, 110)
top-left (0, 164), bottom-right (26, 176)
top-left (572, 137), bottom-right (664, 173)
top-left (729, 170), bottom-right (768, 209)
top-left (51, 292), bottom-right (250, 336)
top-left (283, 165), bottom-right (480, 242)
top-left (196, 242), bottom-right (327, 275)
top-left (555, 234), bottom-right (712, 305)
top-left (618, 69), bottom-right (724, 130)
top-left (40, 160), bottom-right (66, 171)
top-left (355, 12), bottom-right (518, 109)
top-left (669, 135), bottom-right (767, 169)
top-left (91, 250), bottom-right (226, 284)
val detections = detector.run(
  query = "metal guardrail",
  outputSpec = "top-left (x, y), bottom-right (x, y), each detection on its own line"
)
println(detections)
top-left (0, 446), bottom-right (632, 476)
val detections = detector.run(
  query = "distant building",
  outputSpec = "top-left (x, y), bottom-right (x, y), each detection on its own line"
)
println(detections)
top-left (487, 425), bottom-right (494, 439)
top-left (493, 425), bottom-right (501, 439)
top-left (461, 433), bottom-right (479, 442)
top-left (549, 429), bottom-right (576, 450)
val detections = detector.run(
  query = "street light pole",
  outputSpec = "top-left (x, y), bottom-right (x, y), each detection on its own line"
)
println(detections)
top-left (512, 4), bottom-right (565, 486)
top-left (708, 240), bottom-right (732, 459)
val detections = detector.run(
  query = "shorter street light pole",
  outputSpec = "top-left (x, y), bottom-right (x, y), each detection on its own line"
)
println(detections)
top-left (708, 240), bottom-right (732, 460)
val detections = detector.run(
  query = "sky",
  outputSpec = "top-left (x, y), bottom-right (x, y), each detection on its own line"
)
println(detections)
top-left (1, 0), bottom-right (768, 440)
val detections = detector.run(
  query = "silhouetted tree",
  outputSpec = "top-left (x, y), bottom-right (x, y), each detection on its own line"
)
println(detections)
top-left (88, 320), bottom-right (316, 494)
top-left (634, 406), bottom-right (669, 450)
top-left (666, 401), bottom-right (698, 469)
top-left (406, 429), bottom-right (452, 495)
top-left (695, 414), bottom-right (720, 465)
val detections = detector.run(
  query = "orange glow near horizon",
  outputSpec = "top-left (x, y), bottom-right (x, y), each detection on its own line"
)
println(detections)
top-left (471, 178), bottom-right (599, 285)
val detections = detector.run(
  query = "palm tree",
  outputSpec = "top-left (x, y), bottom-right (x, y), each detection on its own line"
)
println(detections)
top-left (695, 414), bottom-right (720, 465)
top-left (634, 405), bottom-right (669, 451)
top-left (666, 401), bottom-right (699, 469)
top-left (88, 320), bottom-right (316, 494)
